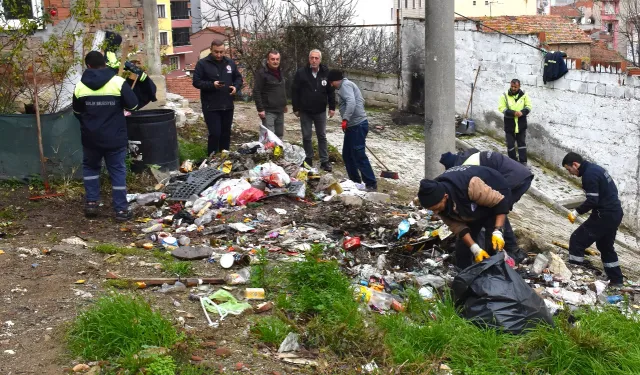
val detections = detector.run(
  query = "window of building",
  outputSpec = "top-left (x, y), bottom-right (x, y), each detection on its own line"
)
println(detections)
top-left (0, 0), bottom-right (43, 29)
top-left (485, 0), bottom-right (489, 5)
top-left (169, 56), bottom-right (179, 71)
top-left (412, 0), bottom-right (415, 8)
top-left (607, 23), bottom-right (614, 33)
top-left (405, 0), bottom-right (408, 8)
top-left (473, 0), bottom-right (476, 4)
top-left (157, 4), bottom-right (166, 18)
top-left (170, 1), bottom-right (190, 20)
top-left (159, 31), bottom-right (168, 46)
top-left (172, 27), bottom-right (190, 46)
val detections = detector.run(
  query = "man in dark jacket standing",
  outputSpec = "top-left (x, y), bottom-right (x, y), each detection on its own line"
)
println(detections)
top-left (292, 49), bottom-right (336, 171)
top-left (440, 149), bottom-right (534, 255)
top-left (563, 152), bottom-right (624, 286)
top-left (418, 165), bottom-right (512, 269)
top-left (193, 39), bottom-right (243, 156)
top-left (253, 50), bottom-right (287, 139)
top-left (498, 79), bottom-right (532, 165)
top-left (72, 51), bottom-right (139, 221)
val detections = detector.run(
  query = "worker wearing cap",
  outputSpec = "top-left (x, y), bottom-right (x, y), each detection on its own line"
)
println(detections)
top-left (498, 79), bottom-right (532, 165)
top-left (418, 165), bottom-right (512, 269)
top-left (563, 152), bottom-right (624, 286)
top-left (440, 149), bottom-right (533, 255)
top-left (73, 51), bottom-right (139, 221)
top-left (327, 69), bottom-right (377, 192)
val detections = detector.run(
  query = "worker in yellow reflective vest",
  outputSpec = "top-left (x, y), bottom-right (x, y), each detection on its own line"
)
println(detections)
top-left (498, 79), bottom-right (532, 165)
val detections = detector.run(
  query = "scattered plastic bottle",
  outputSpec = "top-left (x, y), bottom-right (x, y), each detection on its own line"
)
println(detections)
top-left (178, 235), bottom-right (191, 246)
top-left (136, 192), bottom-right (167, 206)
top-left (192, 198), bottom-right (209, 213)
top-left (194, 211), bottom-right (214, 226)
top-left (158, 281), bottom-right (186, 294)
top-left (142, 223), bottom-right (163, 233)
top-left (369, 290), bottom-right (396, 310)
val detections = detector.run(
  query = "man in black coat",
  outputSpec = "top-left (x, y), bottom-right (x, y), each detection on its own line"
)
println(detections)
top-left (253, 50), bottom-right (287, 139)
top-left (291, 49), bottom-right (336, 171)
top-left (563, 152), bottom-right (624, 286)
top-left (193, 39), bottom-right (243, 156)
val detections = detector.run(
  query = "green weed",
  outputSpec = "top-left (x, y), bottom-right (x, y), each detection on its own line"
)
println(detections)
top-left (251, 316), bottom-right (293, 346)
top-left (178, 139), bottom-right (208, 162)
top-left (275, 244), bottom-right (369, 354)
top-left (153, 249), bottom-right (174, 261)
top-left (93, 243), bottom-right (140, 256)
top-left (103, 279), bottom-right (138, 290)
top-left (66, 294), bottom-right (182, 361)
top-left (162, 259), bottom-right (193, 277)
top-left (0, 206), bottom-right (17, 220)
top-left (249, 247), bottom-right (286, 289)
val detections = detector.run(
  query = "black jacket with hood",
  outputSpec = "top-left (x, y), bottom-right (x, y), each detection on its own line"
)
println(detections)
top-left (452, 149), bottom-right (534, 190)
top-left (252, 60), bottom-right (287, 113)
top-left (193, 55), bottom-right (243, 112)
top-left (73, 68), bottom-right (139, 150)
top-left (291, 64), bottom-right (336, 114)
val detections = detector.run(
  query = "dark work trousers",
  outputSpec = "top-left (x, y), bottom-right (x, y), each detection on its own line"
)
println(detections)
top-left (456, 216), bottom-right (497, 270)
top-left (203, 109), bottom-right (234, 155)
top-left (82, 146), bottom-right (128, 212)
top-left (300, 111), bottom-right (328, 163)
top-left (505, 129), bottom-right (527, 163)
top-left (342, 120), bottom-right (377, 189)
top-left (503, 176), bottom-right (534, 251)
top-left (569, 209), bottom-right (624, 283)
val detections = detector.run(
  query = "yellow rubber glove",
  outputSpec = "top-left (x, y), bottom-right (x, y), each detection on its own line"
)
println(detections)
top-left (470, 244), bottom-right (490, 263)
top-left (492, 230), bottom-right (505, 251)
top-left (568, 210), bottom-right (578, 224)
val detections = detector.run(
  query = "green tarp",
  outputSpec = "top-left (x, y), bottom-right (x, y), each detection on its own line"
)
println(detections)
top-left (0, 107), bottom-right (83, 180)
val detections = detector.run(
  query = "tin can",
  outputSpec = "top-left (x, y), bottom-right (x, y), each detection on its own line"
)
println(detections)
top-left (245, 288), bottom-right (265, 300)
top-left (343, 236), bottom-right (361, 251)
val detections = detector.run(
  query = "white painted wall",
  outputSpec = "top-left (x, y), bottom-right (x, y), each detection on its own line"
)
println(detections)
top-left (452, 20), bottom-right (640, 233)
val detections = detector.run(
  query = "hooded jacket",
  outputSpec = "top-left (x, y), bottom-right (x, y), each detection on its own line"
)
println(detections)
top-left (576, 161), bottom-right (622, 215)
top-left (543, 51), bottom-right (569, 84)
top-left (453, 150), bottom-right (533, 191)
top-left (73, 68), bottom-right (138, 150)
top-left (435, 165), bottom-right (512, 238)
top-left (193, 55), bottom-right (243, 112)
top-left (498, 89), bottom-right (531, 133)
top-left (336, 78), bottom-right (367, 127)
top-left (252, 60), bottom-right (287, 113)
top-left (291, 64), bottom-right (336, 114)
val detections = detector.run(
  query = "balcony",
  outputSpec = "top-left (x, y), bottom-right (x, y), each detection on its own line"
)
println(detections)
top-left (170, 1), bottom-right (190, 20)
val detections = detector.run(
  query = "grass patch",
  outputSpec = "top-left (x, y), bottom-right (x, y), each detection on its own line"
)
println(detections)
top-left (251, 316), bottom-right (293, 346)
top-left (178, 139), bottom-right (208, 162)
top-left (378, 290), bottom-right (640, 374)
top-left (153, 249), bottom-right (174, 261)
top-left (93, 243), bottom-right (140, 256)
top-left (162, 259), bottom-right (194, 277)
top-left (275, 244), bottom-right (370, 355)
top-left (67, 294), bottom-right (182, 361)
top-left (103, 279), bottom-right (139, 290)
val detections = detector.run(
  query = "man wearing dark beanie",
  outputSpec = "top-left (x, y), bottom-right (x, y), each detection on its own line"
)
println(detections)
top-left (328, 69), bottom-right (377, 191)
top-left (418, 165), bottom-right (513, 269)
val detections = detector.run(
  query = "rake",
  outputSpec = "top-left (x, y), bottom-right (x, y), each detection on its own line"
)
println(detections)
top-left (365, 145), bottom-right (399, 179)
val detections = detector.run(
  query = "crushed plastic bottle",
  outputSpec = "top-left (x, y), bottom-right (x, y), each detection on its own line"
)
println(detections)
top-left (194, 211), bottom-right (214, 226)
top-left (178, 235), bottom-right (191, 246)
top-left (136, 192), bottom-right (167, 206)
top-left (192, 198), bottom-right (210, 213)
top-left (369, 290), bottom-right (396, 310)
top-left (158, 281), bottom-right (186, 294)
top-left (142, 223), bottom-right (163, 233)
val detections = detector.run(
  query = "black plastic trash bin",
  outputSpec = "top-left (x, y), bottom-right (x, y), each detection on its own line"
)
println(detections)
top-left (126, 109), bottom-right (179, 173)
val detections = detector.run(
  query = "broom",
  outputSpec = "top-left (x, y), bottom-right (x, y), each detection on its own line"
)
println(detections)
top-left (365, 145), bottom-right (399, 179)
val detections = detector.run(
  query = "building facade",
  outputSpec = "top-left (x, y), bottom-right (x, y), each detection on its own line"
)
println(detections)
top-left (390, 0), bottom-right (537, 20)
top-left (157, 0), bottom-right (193, 77)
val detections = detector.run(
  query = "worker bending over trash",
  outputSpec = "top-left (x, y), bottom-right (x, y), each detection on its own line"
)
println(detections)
top-left (562, 152), bottom-right (624, 287)
top-left (73, 51), bottom-right (139, 221)
top-left (440, 149), bottom-right (533, 256)
top-left (418, 165), bottom-right (512, 269)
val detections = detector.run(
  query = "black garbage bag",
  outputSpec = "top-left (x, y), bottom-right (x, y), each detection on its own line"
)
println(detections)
top-left (452, 252), bottom-right (554, 334)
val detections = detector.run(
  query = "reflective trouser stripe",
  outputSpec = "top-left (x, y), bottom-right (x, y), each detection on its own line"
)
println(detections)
top-left (518, 146), bottom-right (527, 149)
top-left (586, 193), bottom-right (599, 196)
top-left (604, 261), bottom-right (620, 268)
top-left (84, 175), bottom-right (99, 180)
top-left (508, 147), bottom-right (515, 151)
top-left (113, 186), bottom-right (127, 190)
top-left (569, 255), bottom-right (584, 262)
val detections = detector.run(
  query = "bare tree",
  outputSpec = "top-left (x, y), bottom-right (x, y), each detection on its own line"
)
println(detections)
top-left (619, 0), bottom-right (640, 66)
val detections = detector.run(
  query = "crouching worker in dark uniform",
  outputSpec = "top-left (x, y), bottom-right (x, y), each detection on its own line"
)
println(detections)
top-left (440, 149), bottom-right (534, 255)
top-left (73, 51), bottom-right (139, 221)
top-left (563, 152), bottom-right (624, 286)
top-left (418, 165), bottom-right (513, 269)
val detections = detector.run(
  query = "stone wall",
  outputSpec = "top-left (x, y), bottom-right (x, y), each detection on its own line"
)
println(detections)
top-left (452, 19), bottom-right (640, 233)
top-left (344, 69), bottom-right (399, 108)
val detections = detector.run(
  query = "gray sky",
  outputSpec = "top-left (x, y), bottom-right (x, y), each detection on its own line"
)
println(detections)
top-left (355, 0), bottom-right (394, 25)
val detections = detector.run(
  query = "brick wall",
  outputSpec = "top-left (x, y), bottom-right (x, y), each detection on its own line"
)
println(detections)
top-left (45, 0), bottom-right (144, 44)
top-left (166, 76), bottom-right (200, 101)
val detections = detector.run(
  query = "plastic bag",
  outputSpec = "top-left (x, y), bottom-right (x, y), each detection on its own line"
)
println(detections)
top-left (452, 252), bottom-right (554, 335)
top-left (259, 125), bottom-right (284, 150)
top-left (203, 179), bottom-right (252, 206)
top-left (236, 187), bottom-right (266, 206)
top-left (252, 162), bottom-right (291, 187)
top-left (203, 289), bottom-right (252, 315)
top-left (283, 142), bottom-right (307, 166)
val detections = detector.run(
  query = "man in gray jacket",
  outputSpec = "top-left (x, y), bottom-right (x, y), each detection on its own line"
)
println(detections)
top-left (327, 70), bottom-right (377, 191)
top-left (253, 50), bottom-right (287, 138)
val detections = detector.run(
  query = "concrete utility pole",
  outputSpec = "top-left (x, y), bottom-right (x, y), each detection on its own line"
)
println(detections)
top-left (423, 0), bottom-right (455, 179)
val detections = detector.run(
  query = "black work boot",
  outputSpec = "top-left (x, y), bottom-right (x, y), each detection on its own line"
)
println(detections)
top-left (84, 202), bottom-right (98, 218)
top-left (304, 158), bottom-right (313, 167)
top-left (115, 210), bottom-right (133, 222)
top-left (321, 162), bottom-right (332, 172)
